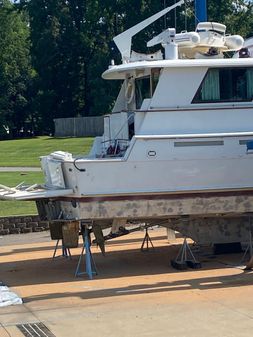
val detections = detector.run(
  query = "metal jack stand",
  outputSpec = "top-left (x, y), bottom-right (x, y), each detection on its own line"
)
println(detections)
top-left (171, 237), bottom-right (201, 270)
top-left (240, 230), bottom-right (253, 270)
top-left (53, 240), bottom-right (71, 259)
top-left (141, 226), bottom-right (154, 251)
top-left (75, 226), bottom-right (97, 279)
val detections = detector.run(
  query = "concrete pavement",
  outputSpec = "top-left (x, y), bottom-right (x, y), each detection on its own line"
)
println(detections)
top-left (0, 167), bottom-right (41, 172)
top-left (1, 229), bottom-right (253, 337)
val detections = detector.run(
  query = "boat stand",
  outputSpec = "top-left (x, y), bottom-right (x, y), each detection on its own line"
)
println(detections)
top-left (75, 226), bottom-right (97, 279)
top-left (141, 226), bottom-right (154, 251)
top-left (171, 237), bottom-right (201, 270)
top-left (52, 239), bottom-right (71, 259)
top-left (240, 229), bottom-right (253, 269)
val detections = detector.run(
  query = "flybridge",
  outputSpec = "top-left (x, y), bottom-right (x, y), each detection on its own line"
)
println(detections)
top-left (112, 0), bottom-right (243, 62)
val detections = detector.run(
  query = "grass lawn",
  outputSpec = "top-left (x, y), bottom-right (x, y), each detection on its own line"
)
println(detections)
top-left (0, 136), bottom-right (94, 167)
top-left (0, 172), bottom-right (44, 217)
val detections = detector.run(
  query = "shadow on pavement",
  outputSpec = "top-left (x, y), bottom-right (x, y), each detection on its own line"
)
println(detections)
top-left (23, 269), bottom-right (253, 304)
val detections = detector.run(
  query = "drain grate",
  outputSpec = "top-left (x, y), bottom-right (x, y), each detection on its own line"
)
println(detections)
top-left (16, 322), bottom-right (56, 337)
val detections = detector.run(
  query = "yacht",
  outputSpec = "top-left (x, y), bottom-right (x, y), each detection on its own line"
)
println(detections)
top-left (1, 0), bottom-right (253, 245)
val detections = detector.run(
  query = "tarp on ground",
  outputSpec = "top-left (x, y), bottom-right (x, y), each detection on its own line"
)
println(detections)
top-left (0, 284), bottom-right (22, 307)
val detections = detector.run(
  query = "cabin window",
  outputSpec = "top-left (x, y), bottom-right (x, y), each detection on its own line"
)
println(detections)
top-left (135, 76), bottom-right (151, 109)
top-left (192, 67), bottom-right (253, 103)
top-left (135, 69), bottom-right (161, 109)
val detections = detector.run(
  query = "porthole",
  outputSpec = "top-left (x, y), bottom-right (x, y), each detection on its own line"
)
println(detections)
top-left (148, 150), bottom-right (156, 157)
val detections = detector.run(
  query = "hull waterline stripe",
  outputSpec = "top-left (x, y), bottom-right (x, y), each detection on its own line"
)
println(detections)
top-left (54, 188), bottom-right (253, 203)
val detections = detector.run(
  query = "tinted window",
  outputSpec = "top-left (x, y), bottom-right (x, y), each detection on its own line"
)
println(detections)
top-left (193, 68), bottom-right (253, 103)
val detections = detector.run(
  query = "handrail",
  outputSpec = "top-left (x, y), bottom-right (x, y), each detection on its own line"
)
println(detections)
top-left (101, 138), bottom-right (129, 144)
top-left (101, 138), bottom-right (130, 157)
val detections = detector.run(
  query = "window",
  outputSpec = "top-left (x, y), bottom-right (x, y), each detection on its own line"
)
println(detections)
top-left (192, 67), bottom-right (253, 103)
top-left (135, 69), bottom-right (161, 109)
top-left (135, 76), bottom-right (151, 109)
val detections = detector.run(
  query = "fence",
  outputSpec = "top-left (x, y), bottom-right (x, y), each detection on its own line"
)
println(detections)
top-left (54, 116), bottom-right (104, 137)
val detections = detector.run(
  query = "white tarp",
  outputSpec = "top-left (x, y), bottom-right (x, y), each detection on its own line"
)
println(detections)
top-left (0, 285), bottom-right (22, 307)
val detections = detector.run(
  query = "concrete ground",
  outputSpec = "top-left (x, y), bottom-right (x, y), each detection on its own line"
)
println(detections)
top-left (1, 228), bottom-right (253, 337)
top-left (0, 167), bottom-right (41, 172)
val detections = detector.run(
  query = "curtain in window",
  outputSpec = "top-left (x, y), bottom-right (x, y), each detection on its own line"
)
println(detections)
top-left (201, 69), bottom-right (220, 101)
top-left (246, 69), bottom-right (253, 100)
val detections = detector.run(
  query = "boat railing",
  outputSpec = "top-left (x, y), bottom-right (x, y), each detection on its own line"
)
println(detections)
top-left (101, 138), bottom-right (130, 157)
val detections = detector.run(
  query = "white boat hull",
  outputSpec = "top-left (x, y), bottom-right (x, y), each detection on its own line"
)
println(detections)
top-left (59, 135), bottom-right (253, 197)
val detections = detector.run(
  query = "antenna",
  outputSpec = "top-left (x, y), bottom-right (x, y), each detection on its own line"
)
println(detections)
top-left (113, 0), bottom-right (188, 63)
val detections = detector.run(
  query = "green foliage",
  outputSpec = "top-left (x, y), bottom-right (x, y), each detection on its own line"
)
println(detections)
top-left (17, 0), bottom-right (122, 131)
top-left (0, 0), bottom-right (34, 138)
top-left (0, 0), bottom-right (252, 136)
top-left (208, 0), bottom-right (253, 37)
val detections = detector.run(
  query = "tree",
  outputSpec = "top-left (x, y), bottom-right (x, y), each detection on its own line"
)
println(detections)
top-left (208, 0), bottom-right (253, 37)
top-left (0, 0), bottom-right (34, 138)
top-left (16, 0), bottom-right (171, 130)
top-left (16, 0), bottom-right (120, 131)
top-left (12, 0), bottom-right (253, 135)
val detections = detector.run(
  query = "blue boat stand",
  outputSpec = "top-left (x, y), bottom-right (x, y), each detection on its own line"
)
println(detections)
top-left (75, 225), bottom-right (97, 279)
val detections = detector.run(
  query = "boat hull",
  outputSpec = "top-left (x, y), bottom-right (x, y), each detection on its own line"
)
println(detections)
top-left (36, 189), bottom-right (253, 245)
top-left (58, 189), bottom-right (253, 219)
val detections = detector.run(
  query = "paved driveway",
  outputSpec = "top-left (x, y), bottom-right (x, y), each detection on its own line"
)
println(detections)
top-left (1, 229), bottom-right (253, 337)
top-left (0, 167), bottom-right (41, 172)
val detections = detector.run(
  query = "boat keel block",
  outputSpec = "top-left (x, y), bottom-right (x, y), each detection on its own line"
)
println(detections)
top-left (170, 260), bottom-right (188, 270)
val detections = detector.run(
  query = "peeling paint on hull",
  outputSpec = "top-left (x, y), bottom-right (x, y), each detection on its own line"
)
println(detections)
top-left (73, 193), bottom-right (253, 220)
top-left (39, 191), bottom-right (253, 245)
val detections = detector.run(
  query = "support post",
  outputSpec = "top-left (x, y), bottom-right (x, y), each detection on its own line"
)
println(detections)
top-left (241, 216), bottom-right (253, 269)
top-left (195, 0), bottom-right (207, 24)
top-left (75, 225), bottom-right (97, 279)
top-left (166, 228), bottom-right (176, 241)
top-left (52, 239), bottom-right (71, 259)
top-left (171, 237), bottom-right (201, 270)
top-left (141, 226), bottom-right (154, 251)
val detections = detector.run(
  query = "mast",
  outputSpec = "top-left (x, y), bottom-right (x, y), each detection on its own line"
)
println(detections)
top-left (195, 0), bottom-right (207, 24)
